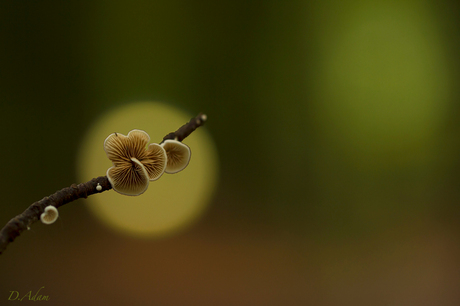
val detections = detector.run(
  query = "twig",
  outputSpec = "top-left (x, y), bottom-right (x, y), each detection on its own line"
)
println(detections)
top-left (0, 113), bottom-right (207, 255)
top-left (161, 113), bottom-right (207, 143)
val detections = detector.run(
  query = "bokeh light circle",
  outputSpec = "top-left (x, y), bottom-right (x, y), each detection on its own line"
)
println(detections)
top-left (77, 102), bottom-right (219, 238)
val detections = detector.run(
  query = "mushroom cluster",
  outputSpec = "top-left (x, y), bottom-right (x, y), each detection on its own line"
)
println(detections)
top-left (104, 129), bottom-right (191, 196)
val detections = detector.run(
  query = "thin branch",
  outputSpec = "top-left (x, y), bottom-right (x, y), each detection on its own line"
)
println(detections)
top-left (0, 177), bottom-right (111, 255)
top-left (0, 113), bottom-right (207, 255)
top-left (161, 113), bottom-right (207, 143)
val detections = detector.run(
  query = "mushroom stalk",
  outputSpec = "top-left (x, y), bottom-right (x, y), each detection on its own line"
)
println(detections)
top-left (0, 113), bottom-right (207, 255)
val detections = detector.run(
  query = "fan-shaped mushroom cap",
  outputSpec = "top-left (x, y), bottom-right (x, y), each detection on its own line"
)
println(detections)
top-left (107, 157), bottom-right (150, 196)
top-left (40, 206), bottom-right (59, 225)
top-left (142, 143), bottom-right (167, 181)
top-left (161, 140), bottom-right (191, 174)
top-left (104, 129), bottom-right (167, 195)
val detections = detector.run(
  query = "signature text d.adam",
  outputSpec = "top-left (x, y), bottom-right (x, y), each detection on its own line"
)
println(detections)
top-left (8, 286), bottom-right (50, 301)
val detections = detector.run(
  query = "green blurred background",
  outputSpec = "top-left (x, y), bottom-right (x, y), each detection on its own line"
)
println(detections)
top-left (1, 0), bottom-right (460, 305)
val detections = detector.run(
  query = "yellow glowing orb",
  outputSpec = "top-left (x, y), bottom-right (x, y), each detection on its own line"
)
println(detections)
top-left (76, 102), bottom-right (219, 238)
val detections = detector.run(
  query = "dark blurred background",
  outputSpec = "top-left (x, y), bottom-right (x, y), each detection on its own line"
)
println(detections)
top-left (1, 1), bottom-right (460, 305)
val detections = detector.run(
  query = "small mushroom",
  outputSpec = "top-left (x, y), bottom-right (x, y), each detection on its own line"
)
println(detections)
top-left (161, 140), bottom-right (191, 174)
top-left (40, 206), bottom-right (59, 225)
top-left (104, 129), bottom-right (167, 196)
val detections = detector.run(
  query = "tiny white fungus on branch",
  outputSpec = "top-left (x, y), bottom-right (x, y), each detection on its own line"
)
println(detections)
top-left (40, 206), bottom-right (59, 225)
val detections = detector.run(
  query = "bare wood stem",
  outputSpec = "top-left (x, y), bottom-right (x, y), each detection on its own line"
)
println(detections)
top-left (161, 113), bottom-right (207, 143)
top-left (0, 113), bottom-right (207, 255)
